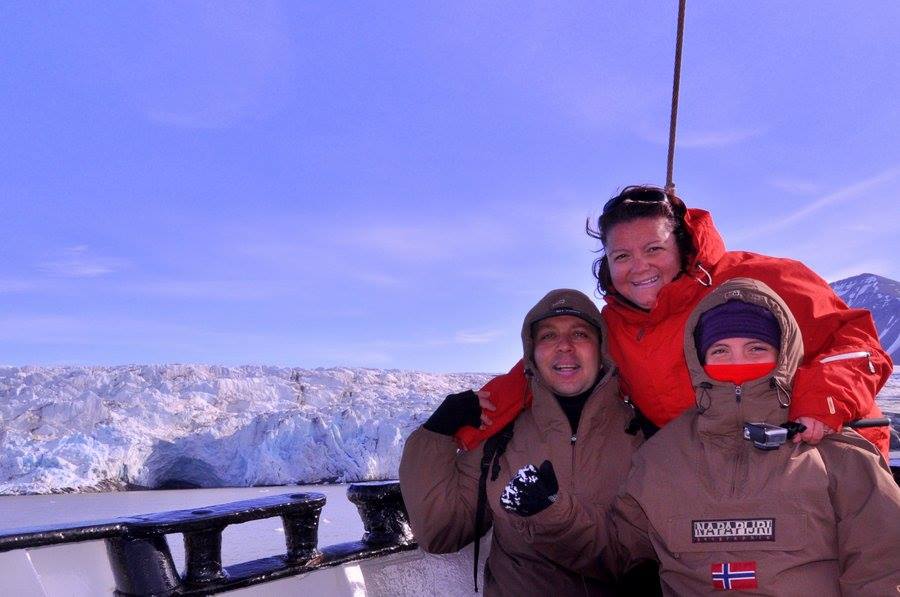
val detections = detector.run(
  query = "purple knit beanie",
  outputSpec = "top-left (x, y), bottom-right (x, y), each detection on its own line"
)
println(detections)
top-left (695, 300), bottom-right (781, 362)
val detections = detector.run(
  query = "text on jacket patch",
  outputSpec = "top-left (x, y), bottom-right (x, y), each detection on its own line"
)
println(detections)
top-left (692, 518), bottom-right (775, 543)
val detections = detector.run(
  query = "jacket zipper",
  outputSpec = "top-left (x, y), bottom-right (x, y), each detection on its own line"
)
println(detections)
top-left (731, 442), bottom-right (747, 497)
top-left (731, 384), bottom-right (746, 496)
top-left (570, 434), bottom-right (577, 471)
top-left (819, 350), bottom-right (875, 373)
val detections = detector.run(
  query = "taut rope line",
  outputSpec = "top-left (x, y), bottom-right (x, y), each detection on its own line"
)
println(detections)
top-left (665, 0), bottom-right (687, 196)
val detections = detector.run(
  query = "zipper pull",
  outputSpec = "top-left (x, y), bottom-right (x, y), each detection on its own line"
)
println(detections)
top-left (570, 434), bottom-right (577, 445)
top-left (734, 385), bottom-right (742, 402)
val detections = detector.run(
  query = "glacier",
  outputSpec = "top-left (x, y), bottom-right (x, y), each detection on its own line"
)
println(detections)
top-left (0, 365), bottom-right (491, 495)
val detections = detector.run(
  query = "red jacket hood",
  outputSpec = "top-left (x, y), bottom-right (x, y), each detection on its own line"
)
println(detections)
top-left (683, 208), bottom-right (726, 269)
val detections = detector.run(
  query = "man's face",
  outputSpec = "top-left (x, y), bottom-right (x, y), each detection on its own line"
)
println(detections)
top-left (532, 315), bottom-right (601, 397)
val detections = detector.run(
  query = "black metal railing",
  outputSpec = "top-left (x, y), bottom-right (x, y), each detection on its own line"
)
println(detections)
top-left (0, 481), bottom-right (415, 596)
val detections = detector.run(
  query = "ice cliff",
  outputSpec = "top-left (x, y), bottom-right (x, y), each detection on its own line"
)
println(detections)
top-left (0, 365), bottom-right (491, 495)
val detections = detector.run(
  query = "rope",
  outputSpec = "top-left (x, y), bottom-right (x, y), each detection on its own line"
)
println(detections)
top-left (665, 0), bottom-right (687, 196)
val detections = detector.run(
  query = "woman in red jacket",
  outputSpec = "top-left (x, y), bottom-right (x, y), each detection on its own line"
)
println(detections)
top-left (458, 185), bottom-right (891, 456)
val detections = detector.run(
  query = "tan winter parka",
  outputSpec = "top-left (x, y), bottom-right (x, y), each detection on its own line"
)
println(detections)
top-left (399, 290), bottom-right (644, 596)
top-left (599, 278), bottom-right (900, 595)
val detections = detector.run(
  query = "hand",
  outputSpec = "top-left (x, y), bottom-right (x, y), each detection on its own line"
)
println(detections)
top-left (422, 390), bottom-right (482, 436)
top-left (477, 390), bottom-right (496, 429)
top-left (500, 460), bottom-right (559, 517)
top-left (792, 416), bottom-right (835, 445)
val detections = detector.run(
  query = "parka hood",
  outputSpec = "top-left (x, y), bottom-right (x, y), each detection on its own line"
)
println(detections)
top-left (683, 278), bottom-right (804, 436)
top-left (683, 208), bottom-right (727, 271)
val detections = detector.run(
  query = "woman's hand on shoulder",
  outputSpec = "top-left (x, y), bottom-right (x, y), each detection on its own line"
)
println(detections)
top-left (422, 390), bottom-right (483, 436)
top-left (477, 390), bottom-right (495, 429)
top-left (792, 416), bottom-right (835, 445)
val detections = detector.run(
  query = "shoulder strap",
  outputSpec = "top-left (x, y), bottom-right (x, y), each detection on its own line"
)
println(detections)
top-left (472, 420), bottom-right (516, 592)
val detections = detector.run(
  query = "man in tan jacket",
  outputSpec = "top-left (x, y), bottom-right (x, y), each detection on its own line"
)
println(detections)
top-left (399, 289), bottom-right (646, 596)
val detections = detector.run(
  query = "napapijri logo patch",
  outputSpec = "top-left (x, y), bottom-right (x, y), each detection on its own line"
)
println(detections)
top-left (692, 518), bottom-right (774, 543)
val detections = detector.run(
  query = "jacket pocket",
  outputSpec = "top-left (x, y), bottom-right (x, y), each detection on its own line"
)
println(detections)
top-left (818, 350), bottom-right (875, 373)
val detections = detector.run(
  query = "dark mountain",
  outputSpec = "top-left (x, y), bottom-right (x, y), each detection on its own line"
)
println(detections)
top-left (830, 273), bottom-right (900, 363)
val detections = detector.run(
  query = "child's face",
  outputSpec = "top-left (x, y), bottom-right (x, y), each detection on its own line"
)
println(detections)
top-left (704, 337), bottom-right (778, 365)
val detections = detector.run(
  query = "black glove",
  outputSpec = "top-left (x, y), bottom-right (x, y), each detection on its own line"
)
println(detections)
top-left (500, 460), bottom-right (559, 517)
top-left (422, 390), bottom-right (482, 436)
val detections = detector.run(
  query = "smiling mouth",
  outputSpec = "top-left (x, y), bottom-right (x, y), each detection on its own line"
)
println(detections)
top-left (631, 275), bottom-right (660, 287)
top-left (553, 364), bottom-right (581, 374)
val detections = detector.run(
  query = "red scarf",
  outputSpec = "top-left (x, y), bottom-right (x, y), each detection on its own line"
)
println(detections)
top-left (704, 362), bottom-right (776, 385)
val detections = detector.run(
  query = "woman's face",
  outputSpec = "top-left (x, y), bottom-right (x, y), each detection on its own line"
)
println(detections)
top-left (704, 338), bottom-right (778, 365)
top-left (605, 217), bottom-right (682, 309)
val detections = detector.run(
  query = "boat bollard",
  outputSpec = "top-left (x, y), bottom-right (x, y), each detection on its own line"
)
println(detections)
top-left (347, 480), bottom-right (414, 546)
top-left (282, 492), bottom-right (325, 562)
top-left (106, 534), bottom-right (181, 596)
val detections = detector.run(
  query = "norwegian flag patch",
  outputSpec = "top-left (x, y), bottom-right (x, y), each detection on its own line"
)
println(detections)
top-left (711, 561), bottom-right (758, 590)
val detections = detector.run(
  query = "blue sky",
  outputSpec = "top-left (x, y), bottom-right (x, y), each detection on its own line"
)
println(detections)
top-left (2, 1), bottom-right (898, 372)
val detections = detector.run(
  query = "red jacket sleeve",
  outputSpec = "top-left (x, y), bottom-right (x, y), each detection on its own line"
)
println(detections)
top-left (454, 360), bottom-right (532, 451)
top-left (723, 256), bottom-right (892, 449)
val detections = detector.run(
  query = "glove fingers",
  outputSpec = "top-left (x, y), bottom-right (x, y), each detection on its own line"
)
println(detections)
top-left (537, 460), bottom-right (559, 494)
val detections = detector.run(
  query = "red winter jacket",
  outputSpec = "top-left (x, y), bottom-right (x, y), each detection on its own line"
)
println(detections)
top-left (456, 209), bottom-right (892, 456)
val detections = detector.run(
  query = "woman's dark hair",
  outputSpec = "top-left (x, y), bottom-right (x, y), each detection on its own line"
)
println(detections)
top-left (586, 185), bottom-right (695, 297)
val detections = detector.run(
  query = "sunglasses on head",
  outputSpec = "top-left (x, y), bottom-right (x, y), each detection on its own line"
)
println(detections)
top-left (601, 188), bottom-right (670, 216)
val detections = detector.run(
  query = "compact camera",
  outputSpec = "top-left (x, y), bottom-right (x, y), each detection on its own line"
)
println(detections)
top-left (742, 422), bottom-right (788, 450)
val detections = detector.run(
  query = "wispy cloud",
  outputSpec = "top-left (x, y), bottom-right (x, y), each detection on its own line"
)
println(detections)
top-left (820, 260), bottom-right (893, 284)
top-left (38, 246), bottom-right (127, 278)
top-left (126, 279), bottom-right (285, 301)
top-left (354, 272), bottom-right (404, 288)
top-left (0, 279), bottom-right (39, 294)
top-left (676, 128), bottom-right (763, 148)
top-left (638, 126), bottom-right (763, 148)
top-left (732, 166), bottom-right (900, 242)
top-left (351, 225), bottom-right (457, 262)
top-left (567, 77), bottom-right (662, 129)
top-left (345, 218), bottom-right (520, 264)
top-left (768, 178), bottom-right (821, 195)
top-left (769, 178), bottom-right (822, 195)
top-left (232, 211), bottom-right (525, 271)
top-left (454, 329), bottom-right (504, 344)
top-left (0, 314), bottom-right (212, 347)
top-left (303, 347), bottom-right (395, 368)
top-left (841, 223), bottom-right (874, 233)
top-left (0, 312), bottom-right (310, 363)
